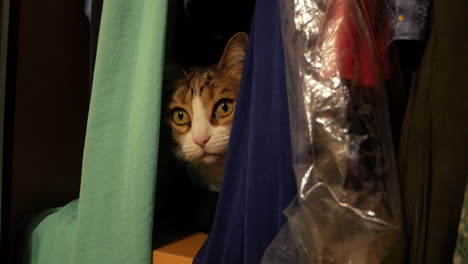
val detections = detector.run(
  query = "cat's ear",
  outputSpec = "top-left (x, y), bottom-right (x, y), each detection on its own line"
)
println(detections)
top-left (217, 32), bottom-right (248, 74)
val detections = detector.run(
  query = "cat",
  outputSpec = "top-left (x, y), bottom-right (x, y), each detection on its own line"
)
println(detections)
top-left (167, 32), bottom-right (248, 192)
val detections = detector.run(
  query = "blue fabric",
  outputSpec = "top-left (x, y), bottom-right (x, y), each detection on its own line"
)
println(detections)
top-left (193, 0), bottom-right (297, 263)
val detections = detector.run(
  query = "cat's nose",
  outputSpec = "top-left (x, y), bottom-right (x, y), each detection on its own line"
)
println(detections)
top-left (193, 135), bottom-right (211, 149)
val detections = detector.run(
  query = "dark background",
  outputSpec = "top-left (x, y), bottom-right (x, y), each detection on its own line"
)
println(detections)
top-left (0, 0), bottom-right (90, 262)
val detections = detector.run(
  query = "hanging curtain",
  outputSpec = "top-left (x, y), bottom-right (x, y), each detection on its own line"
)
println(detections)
top-left (21, 0), bottom-right (168, 263)
top-left (193, 0), bottom-right (297, 263)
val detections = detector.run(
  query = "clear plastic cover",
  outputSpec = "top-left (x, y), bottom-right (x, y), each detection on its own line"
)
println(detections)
top-left (262, 0), bottom-right (402, 263)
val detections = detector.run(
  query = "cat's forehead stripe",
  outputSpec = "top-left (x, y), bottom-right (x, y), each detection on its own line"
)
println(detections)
top-left (187, 71), bottom-right (213, 97)
top-left (199, 75), bottom-right (208, 95)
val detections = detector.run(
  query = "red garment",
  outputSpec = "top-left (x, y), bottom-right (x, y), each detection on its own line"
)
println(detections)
top-left (323, 0), bottom-right (391, 87)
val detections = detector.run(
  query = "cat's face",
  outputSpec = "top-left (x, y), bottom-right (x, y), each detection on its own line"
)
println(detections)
top-left (168, 33), bottom-right (248, 165)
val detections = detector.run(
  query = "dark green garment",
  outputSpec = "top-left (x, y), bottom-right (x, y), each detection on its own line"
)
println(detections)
top-left (399, 0), bottom-right (468, 263)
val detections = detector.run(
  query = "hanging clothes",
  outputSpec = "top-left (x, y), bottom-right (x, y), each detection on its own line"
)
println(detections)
top-left (398, 0), bottom-right (468, 262)
top-left (193, 0), bottom-right (297, 263)
top-left (262, 0), bottom-right (403, 262)
top-left (453, 183), bottom-right (468, 263)
top-left (389, 0), bottom-right (431, 42)
top-left (388, 0), bottom-right (431, 138)
top-left (332, 0), bottom-right (392, 87)
top-left (20, 0), bottom-right (168, 263)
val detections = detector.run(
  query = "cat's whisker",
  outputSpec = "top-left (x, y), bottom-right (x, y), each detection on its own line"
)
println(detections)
top-left (176, 158), bottom-right (186, 169)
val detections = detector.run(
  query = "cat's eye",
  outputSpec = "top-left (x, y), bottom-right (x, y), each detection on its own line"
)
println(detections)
top-left (172, 108), bottom-right (190, 125)
top-left (214, 99), bottom-right (234, 118)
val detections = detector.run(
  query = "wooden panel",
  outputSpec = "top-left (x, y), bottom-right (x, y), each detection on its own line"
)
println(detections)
top-left (1, 0), bottom-right (90, 262)
top-left (153, 233), bottom-right (208, 264)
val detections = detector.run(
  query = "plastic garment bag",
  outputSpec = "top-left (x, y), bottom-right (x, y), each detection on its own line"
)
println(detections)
top-left (262, 0), bottom-right (403, 263)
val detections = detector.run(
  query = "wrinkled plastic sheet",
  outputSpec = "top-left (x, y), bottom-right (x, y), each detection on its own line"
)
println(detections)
top-left (262, 0), bottom-right (402, 263)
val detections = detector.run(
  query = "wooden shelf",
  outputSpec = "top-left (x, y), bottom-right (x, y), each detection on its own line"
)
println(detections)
top-left (153, 233), bottom-right (208, 264)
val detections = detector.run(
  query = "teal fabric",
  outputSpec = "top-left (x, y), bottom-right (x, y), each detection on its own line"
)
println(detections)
top-left (21, 202), bottom-right (78, 264)
top-left (21, 0), bottom-right (168, 263)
